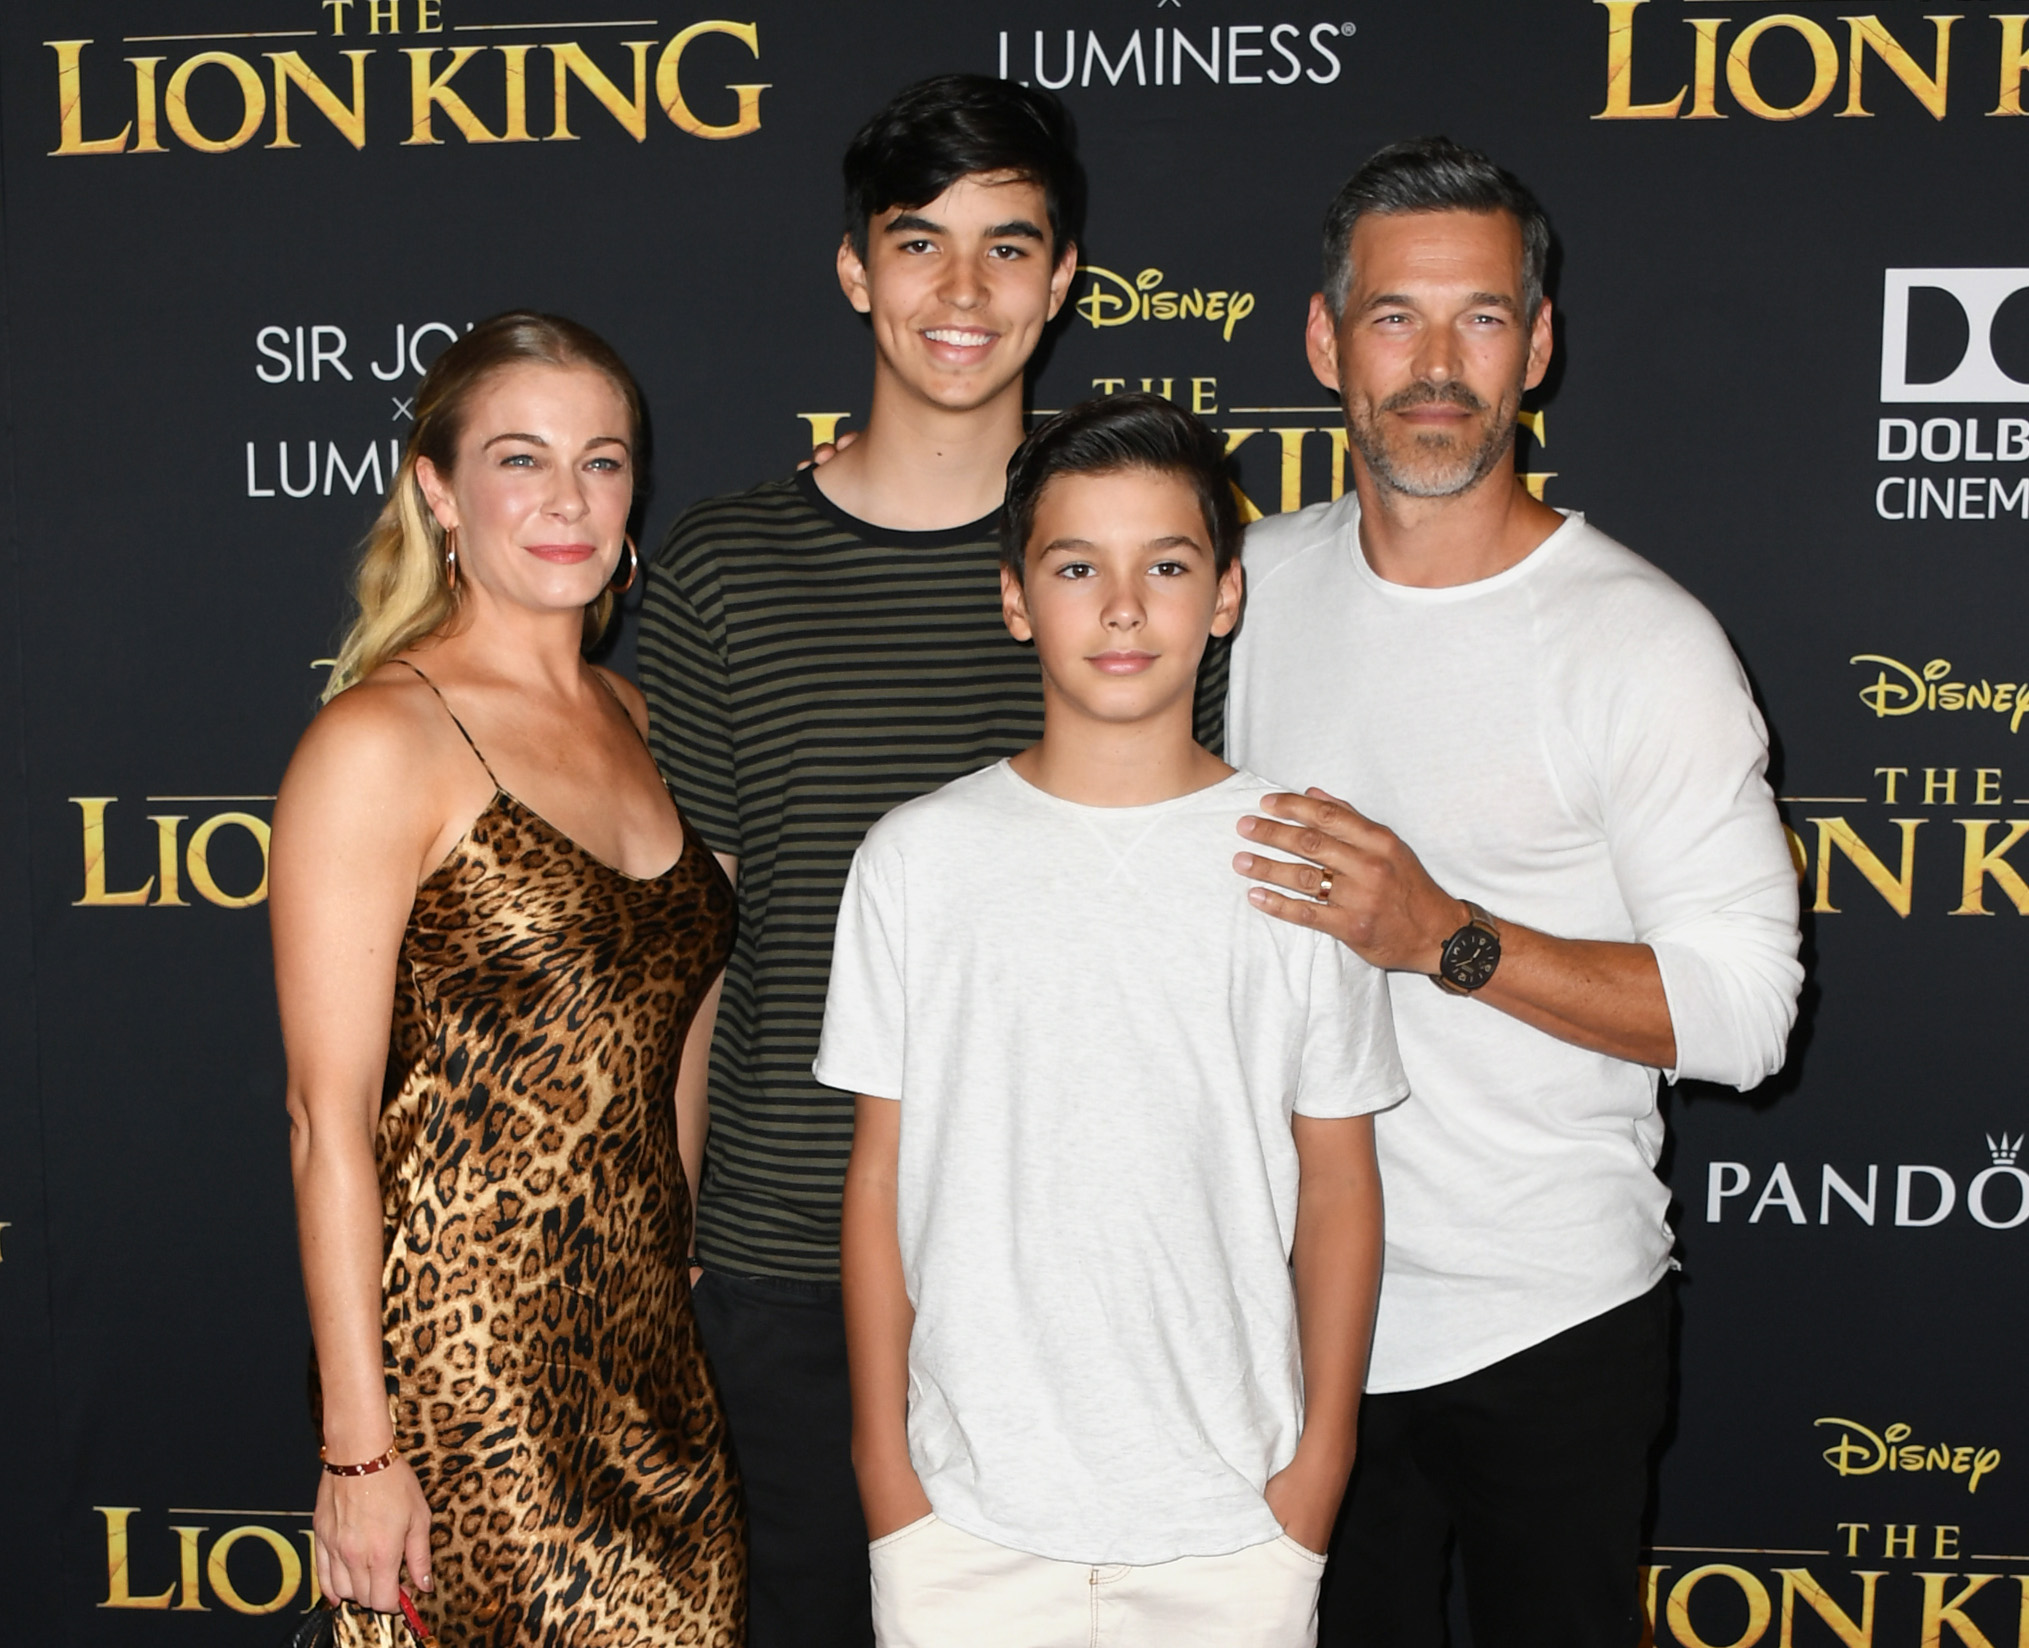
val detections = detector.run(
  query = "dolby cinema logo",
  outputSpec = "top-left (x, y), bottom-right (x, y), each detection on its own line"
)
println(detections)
top-left (1880, 269), bottom-right (2029, 403)
top-left (1874, 269), bottom-right (2029, 520)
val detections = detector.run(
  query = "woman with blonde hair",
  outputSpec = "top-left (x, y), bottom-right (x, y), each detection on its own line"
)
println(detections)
top-left (271, 311), bottom-right (745, 1645)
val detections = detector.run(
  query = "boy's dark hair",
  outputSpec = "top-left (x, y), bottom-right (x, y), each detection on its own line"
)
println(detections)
top-left (1320, 136), bottom-right (1551, 321)
top-left (843, 75), bottom-right (1085, 259)
top-left (1001, 394), bottom-right (1241, 585)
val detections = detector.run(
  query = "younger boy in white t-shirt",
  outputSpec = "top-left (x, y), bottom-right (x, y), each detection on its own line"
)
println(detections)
top-left (818, 393), bottom-right (1407, 1648)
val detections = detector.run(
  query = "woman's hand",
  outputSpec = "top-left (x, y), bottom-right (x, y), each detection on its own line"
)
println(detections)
top-left (314, 1459), bottom-right (435, 1614)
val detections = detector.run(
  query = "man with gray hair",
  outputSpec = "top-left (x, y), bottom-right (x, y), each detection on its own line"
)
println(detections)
top-left (1225, 137), bottom-right (1803, 1646)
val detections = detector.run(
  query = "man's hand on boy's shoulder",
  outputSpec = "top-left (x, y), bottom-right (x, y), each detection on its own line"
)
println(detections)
top-left (1234, 787), bottom-right (1462, 974)
top-left (797, 428), bottom-right (859, 471)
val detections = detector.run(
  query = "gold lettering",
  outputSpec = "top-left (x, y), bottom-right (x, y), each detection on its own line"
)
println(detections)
top-left (1887, 1525), bottom-right (1919, 1559)
top-left (1819, 1416), bottom-right (1890, 1476)
top-left (498, 44), bottom-right (533, 141)
top-left (1687, 18), bottom-right (1727, 117)
top-left (1854, 654), bottom-right (1940, 718)
top-left (72, 799), bottom-right (154, 907)
top-left (1092, 377), bottom-right (1126, 394)
top-left (796, 412), bottom-right (851, 449)
top-left (1977, 768), bottom-right (2003, 805)
top-left (47, 41), bottom-right (132, 155)
top-left (1271, 428), bottom-right (1315, 513)
top-left (1838, 1523), bottom-right (1871, 1558)
top-left (1667, 1564), bottom-right (1774, 1648)
top-left (1785, 825), bottom-right (1808, 882)
top-left (170, 1525), bottom-right (207, 1609)
top-left (1993, 15), bottom-right (2029, 115)
top-left (1937, 1526), bottom-right (1962, 1558)
top-left (1918, 1573), bottom-right (1999, 1646)
top-left (548, 41), bottom-right (654, 141)
top-left (417, 0), bottom-right (443, 31)
top-left (1775, 1568), bottom-right (1881, 1648)
top-left (128, 57), bottom-right (166, 152)
top-left (299, 1530), bottom-right (321, 1604)
top-left (96, 1507), bottom-right (174, 1609)
top-left (1077, 267), bottom-right (1138, 328)
top-left (1594, 1), bottom-right (1686, 118)
top-left (1191, 376), bottom-right (1217, 413)
top-left (1727, 15), bottom-right (1840, 120)
top-left (656, 21), bottom-right (767, 140)
top-left (1840, 15), bottom-right (1957, 120)
top-left (1878, 766), bottom-right (1909, 802)
top-left (1326, 427), bottom-right (1351, 500)
top-left (1951, 818), bottom-right (2029, 914)
top-left (1222, 428), bottom-right (1265, 522)
top-left (151, 815), bottom-right (187, 907)
top-left (369, 0), bottom-right (400, 34)
top-left (1810, 816), bottom-right (1923, 915)
top-left (266, 50), bottom-right (371, 150)
top-left (1926, 767), bottom-right (1959, 805)
top-left (207, 1525), bottom-right (302, 1615)
top-left (165, 52), bottom-right (267, 153)
top-left (403, 47), bottom-right (504, 144)
top-left (322, 0), bottom-right (357, 35)
top-left (186, 813), bottom-right (272, 908)
top-left (1645, 1565), bottom-right (1670, 1638)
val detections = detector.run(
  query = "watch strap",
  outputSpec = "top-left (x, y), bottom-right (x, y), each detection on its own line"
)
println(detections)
top-left (1433, 901), bottom-right (1501, 995)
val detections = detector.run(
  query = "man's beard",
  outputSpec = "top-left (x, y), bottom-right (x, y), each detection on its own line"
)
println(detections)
top-left (1344, 379), bottom-right (1519, 499)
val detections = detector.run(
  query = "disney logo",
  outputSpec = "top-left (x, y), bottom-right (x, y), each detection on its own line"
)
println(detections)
top-left (1075, 266), bottom-right (1258, 341)
top-left (1850, 654), bottom-right (2029, 733)
top-left (1815, 1417), bottom-right (2001, 1493)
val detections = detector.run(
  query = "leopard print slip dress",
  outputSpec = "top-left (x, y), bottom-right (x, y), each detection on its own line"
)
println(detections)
top-left (331, 662), bottom-right (745, 1646)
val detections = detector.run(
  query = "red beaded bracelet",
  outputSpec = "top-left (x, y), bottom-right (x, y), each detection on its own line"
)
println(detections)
top-left (321, 1444), bottom-right (400, 1478)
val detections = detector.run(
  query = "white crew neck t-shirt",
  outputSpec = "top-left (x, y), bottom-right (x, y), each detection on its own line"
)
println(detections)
top-left (1228, 498), bottom-right (1802, 1393)
top-left (815, 762), bottom-right (1407, 1566)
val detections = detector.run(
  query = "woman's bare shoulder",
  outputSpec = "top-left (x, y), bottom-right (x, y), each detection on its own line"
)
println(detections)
top-left (282, 662), bottom-right (460, 813)
top-left (591, 664), bottom-right (651, 737)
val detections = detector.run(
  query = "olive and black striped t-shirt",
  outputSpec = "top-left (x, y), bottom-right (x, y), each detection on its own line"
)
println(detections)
top-left (637, 468), bottom-right (1227, 1281)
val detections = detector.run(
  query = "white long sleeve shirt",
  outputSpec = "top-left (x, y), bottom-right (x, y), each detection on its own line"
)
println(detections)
top-left (1228, 498), bottom-right (1803, 1391)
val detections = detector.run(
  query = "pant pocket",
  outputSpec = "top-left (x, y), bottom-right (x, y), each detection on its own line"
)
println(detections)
top-left (869, 1512), bottom-right (939, 1554)
top-left (1273, 1531), bottom-right (1329, 1566)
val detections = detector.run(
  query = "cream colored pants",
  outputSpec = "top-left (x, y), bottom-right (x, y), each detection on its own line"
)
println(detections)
top-left (868, 1513), bottom-right (1324, 1648)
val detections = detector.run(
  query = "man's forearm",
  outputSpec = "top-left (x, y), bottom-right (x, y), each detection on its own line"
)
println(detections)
top-left (1473, 920), bottom-right (1676, 1070)
top-left (1231, 791), bottom-right (1679, 1070)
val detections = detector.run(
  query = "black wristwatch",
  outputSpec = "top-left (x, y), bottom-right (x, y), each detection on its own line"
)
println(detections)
top-left (1432, 902), bottom-right (1501, 995)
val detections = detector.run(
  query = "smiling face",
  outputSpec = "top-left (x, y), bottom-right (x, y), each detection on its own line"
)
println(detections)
top-left (414, 362), bottom-right (635, 614)
top-left (1307, 207), bottom-right (1552, 500)
top-left (839, 171), bottom-right (1077, 415)
top-left (1001, 467), bottom-right (1242, 730)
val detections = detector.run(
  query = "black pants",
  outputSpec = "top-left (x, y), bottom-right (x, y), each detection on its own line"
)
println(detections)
top-left (1321, 1281), bottom-right (1672, 1648)
top-left (692, 1268), bottom-right (874, 1648)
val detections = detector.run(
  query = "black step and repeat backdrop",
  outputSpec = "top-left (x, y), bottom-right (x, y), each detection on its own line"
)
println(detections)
top-left (2, 1), bottom-right (2025, 1641)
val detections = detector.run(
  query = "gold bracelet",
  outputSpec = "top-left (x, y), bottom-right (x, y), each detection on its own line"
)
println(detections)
top-left (321, 1443), bottom-right (400, 1478)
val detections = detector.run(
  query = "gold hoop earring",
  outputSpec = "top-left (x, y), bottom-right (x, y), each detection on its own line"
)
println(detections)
top-left (443, 526), bottom-right (459, 591)
top-left (610, 534), bottom-right (639, 594)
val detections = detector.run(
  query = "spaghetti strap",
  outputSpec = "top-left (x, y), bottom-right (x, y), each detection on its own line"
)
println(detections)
top-left (590, 667), bottom-right (655, 757)
top-left (394, 659), bottom-right (503, 790)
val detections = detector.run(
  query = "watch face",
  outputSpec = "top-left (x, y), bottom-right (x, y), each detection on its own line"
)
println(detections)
top-left (1442, 926), bottom-right (1500, 992)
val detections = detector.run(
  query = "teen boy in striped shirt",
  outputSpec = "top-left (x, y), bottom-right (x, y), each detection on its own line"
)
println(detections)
top-left (639, 75), bottom-right (1221, 1648)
